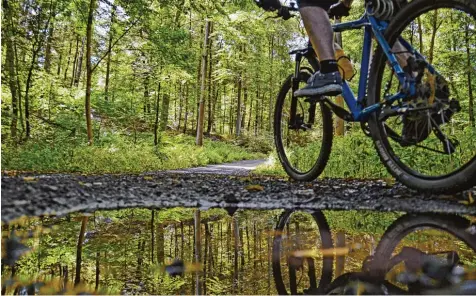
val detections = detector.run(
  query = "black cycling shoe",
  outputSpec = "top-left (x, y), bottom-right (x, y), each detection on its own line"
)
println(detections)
top-left (294, 71), bottom-right (343, 97)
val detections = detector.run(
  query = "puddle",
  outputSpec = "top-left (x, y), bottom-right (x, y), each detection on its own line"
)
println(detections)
top-left (2, 209), bottom-right (475, 295)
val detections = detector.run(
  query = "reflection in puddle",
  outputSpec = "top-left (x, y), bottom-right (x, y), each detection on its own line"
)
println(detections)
top-left (2, 209), bottom-right (475, 295)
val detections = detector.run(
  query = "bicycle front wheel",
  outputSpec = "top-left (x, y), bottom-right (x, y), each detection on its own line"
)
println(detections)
top-left (368, 0), bottom-right (476, 193)
top-left (274, 71), bottom-right (333, 181)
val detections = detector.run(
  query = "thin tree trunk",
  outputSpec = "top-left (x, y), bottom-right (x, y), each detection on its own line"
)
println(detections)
top-left (466, 24), bottom-right (475, 127)
top-left (154, 81), bottom-right (161, 145)
top-left (268, 36), bottom-right (274, 131)
top-left (13, 40), bottom-right (24, 134)
top-left (44, 23), bottom-right (54, 73)
top-left (233, 216), bottom-right (240, 293)
top-left (85, 0), bottom-right (96, 145)
top-left (157, 223), bottom-right (164, 264)
top-left (74, 38), bottom-right (85, 87)
top-left (70, 36), bottom-right (80, 87)
top-left (417, 17), bottom-right (424, 53)
top-left (4, 0), bottom-right (18, 139)
top-left (183, 83), bottom-right (189, 133)
top-left (235, 74), bottom-right (242, 136)
top-left (206, 24), bottom-right (214, 135)
top-left (194, 210), bottom-right (202, 295)
top-left (151, 210), bottom-right (155, 263)
top-left (104, 6), bottom-right (116, 101)
top-left (203, 222), bottom-right (209, 295)
top-left (25, 44), bottom-right (41, 139)
top-left (95, 252), bottom-right (100, 291)
top-left (160, 94), bottom-right (170, 131)
top-left (429, 10), bottom-right (439, 65)
top-left (196, 21), bottom-right (210, 146)
top-left (74, 216), bottom-right (88, 286)
top-left (335, 21), bottom-right (345, 136)
top-left (241, 79), bottom-right (248, 130)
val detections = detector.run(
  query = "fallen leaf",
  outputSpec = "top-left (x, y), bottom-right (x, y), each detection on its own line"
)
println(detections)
top-left (23, 177), bottom-right (37, 182)
top-left (245, 184), bottom-right (264, 192)
top-left (144, 176), bottom-right (154, 181)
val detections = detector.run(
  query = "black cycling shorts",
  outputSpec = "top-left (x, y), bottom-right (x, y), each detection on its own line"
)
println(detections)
top-left (296, 0), bottom-right (339, 10)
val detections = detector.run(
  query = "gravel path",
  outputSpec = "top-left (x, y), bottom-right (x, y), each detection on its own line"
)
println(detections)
top-left (2, 159), bottom-right (475, 222)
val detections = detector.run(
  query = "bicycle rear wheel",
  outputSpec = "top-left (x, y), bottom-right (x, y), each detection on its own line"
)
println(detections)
top-left (368, 0), bottom-right (476, 193)
top-left (274, 71), bottom-right (333, 181)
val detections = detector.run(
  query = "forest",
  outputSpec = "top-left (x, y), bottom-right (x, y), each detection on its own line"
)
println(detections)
top-left (1, 0), bottom-right (475, 178)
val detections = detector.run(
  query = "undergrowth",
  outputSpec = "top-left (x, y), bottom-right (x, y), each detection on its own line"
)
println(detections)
top-left (255, 132), bottom-right (390, 179)
top-left (1, 132), bottom-right (264, 174)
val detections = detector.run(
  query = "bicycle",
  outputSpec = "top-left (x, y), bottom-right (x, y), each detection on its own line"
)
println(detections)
top-left (272, 0), bottom-right (476, 193)
top-left (326, 213), bottom-right (476, 294)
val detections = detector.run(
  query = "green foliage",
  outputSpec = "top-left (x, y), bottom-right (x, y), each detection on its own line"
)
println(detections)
top-left (255, 131), bottom-right (390, 179)
top-left (1, 132), bottom-right (263, 174)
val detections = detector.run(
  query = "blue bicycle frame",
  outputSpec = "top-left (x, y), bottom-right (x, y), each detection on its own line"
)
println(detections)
top-left (332, 8), bottom-right (419, 122)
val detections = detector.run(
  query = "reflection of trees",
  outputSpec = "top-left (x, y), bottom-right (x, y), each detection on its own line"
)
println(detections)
top-left (2, 210), bottom-right (475, 295)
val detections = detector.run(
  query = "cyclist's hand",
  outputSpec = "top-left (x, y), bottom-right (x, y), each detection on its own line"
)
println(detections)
top-left (255, 0), bottom-right (282, 11)
top-left (328, 1), bottom-right (351, 18)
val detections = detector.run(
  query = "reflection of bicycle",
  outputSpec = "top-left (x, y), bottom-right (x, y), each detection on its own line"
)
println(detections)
top-left (272, 0), bottom-right (476, 193)
top-left (272, 210), bottom-right (334, 295)
top-left (327, 213), bottom-right (476, 294)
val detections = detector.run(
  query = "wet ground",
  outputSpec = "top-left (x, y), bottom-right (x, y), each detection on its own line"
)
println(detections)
top-left (2, 170), bottom-right (475, 223)
top-left (2, 160), bottom-right (475, 294)
top-left (2, 208), bottom-right (475, 295)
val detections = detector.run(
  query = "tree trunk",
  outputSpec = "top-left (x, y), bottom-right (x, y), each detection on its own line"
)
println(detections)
top-left (151, 210), bottom-right (155, 263)
top-left (429, 10), bottom-right (439, 65)
top-left (417, 17), bottom-right (424, 54)
top-left (466, 24), bottom-right (475, 127)
top-left (95, 252), bottom-right (100, 291)
top-left (232, 216), bottom-right (240, 293)
top-left (44, 23), bottom-right (54, 73)
top-left (194, 210), bottom-right (202, 295)
top-left (235, 74), bottom-right (242, 137)
top-left (25, 44), bottom-right (41, 139)
top-left (183, 83), bottom-right (189, 133)
top-left (13, 40), bottom-right (24, 134)
top-left (70, 36), bottom-right (80, 87)
top-left (206, 24), bottom-right (214, 135)
top-left (160, 94), bottom-right (170, 131)
top-left (74, 216), bottom-right (88, 286)
top-left (74, 38), bottom-right (85, 87)
top-left (154, 82), bottom-right (161, 145)
top-left (143, 75), bottom-right (150, 114)
top-left (157, 223), bottom-right (164, 264)
top-left (85, 0), bottom-right (96, 145)
top-left (104, 6), bottom-right (116, 101)
top-left (203, 222), bottom-right (209, 295)
top-left (241, 78), bottom-right (248, 130)
top-left (196, 21), bottom-right (211, 146)
top-left (4, 0), bottom-right (18, 139)
top-left (268, 36), bottom-right (274, 131)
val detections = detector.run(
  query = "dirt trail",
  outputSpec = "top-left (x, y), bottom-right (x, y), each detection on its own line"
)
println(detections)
top-left (2, 159), bottom-right (474, 222)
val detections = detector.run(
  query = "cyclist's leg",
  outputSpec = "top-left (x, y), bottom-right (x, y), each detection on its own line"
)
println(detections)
top-left (294, 0), bottom-right (343, 97)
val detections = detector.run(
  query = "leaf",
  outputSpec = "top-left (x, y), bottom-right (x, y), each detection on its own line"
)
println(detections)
top-left (23, 176), bottom-right (37, 182)
top-left (144, 176), bottom-right (154, 181)
top-left (245, 184), bottom-right (264, 192)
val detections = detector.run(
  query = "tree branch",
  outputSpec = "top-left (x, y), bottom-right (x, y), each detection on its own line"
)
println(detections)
top-left (91, 18), bottom-right (140, 73)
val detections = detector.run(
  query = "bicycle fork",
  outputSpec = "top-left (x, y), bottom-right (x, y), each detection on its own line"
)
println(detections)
top-left (289, 53), bottom-right (316, 130)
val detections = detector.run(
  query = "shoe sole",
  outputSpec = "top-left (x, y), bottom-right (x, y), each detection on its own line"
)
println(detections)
top-left (294, 84), bottom-right (342, 97)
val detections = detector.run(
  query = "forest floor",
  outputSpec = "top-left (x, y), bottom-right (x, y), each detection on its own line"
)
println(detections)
top-left (2, 159), bottom-right (475, 222)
